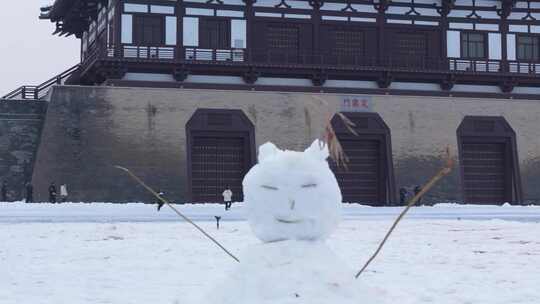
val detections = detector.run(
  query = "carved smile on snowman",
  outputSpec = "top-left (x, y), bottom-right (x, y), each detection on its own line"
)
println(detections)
top-left (261, 184), bottom-right (318, 191)
top-left (275, 216), bottom-right (303, 224)
top-left (261, 183), bottom-right (318, 225)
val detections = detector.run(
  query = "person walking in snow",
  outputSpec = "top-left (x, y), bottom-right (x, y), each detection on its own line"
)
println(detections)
top-left (414, 185), bottom-right (423, 205)
top-left (60, 184), bottom-right (68, 203)
top-left (25, 182), bottom-right (34, 203)
top-left (48, 182), bottom-right (57, 204)
top-left (156, 190), bottom-right (166, 211)
top-left (399, 187), bottom-right (408, 205)
top-left (1, 181), bottom-right (7, 202)
top-left (222, 187), bottom-right (233, 211)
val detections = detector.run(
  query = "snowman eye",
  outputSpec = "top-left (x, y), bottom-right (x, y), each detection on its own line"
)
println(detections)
top-left (261, 185), bottom-right (279, 190)
top-left (301, 183), bottom-right (317, 188)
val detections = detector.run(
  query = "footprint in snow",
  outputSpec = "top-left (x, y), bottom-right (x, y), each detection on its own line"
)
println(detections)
top-left (103, 235), bottom-right (124, 241)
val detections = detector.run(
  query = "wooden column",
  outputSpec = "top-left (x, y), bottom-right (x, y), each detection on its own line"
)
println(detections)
top-left (310, 0), bottom-right (322, 58)
top-left (376, 1), bottom-right (389, 66)
top-left (499, 0), bottom-right (513, 73)
top-left (244, 0), bottom-right (255, 63)
top-left (114, 0), bottom-right (123, 58)
top-left (177, 0), bottom-right (185, 61)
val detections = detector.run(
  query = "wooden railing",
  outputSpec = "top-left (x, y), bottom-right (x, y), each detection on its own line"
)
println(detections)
top-left (121, 45), bottom-right (176, 60)
top-left (24, 46), bottom-right (536, 94)
top-left (80, 44), bottom-right (540, 77)
top-left (181, 49), bottom-right (516, 74)
top-left (2, 64), bottom-right (81, 100)
top-left (102, 45), bottom-right (177, 60)
top-left (508, 60), bottom-right (540, 74)
top-left (7, 46), bottom-right (538, 101)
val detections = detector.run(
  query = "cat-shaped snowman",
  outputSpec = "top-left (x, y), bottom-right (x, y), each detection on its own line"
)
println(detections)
top-left (208, 140), bottom-right (382, 304)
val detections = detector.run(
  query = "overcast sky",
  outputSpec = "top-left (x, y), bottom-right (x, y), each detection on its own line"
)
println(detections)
top-left (0, 1), bottom-right (79, 96)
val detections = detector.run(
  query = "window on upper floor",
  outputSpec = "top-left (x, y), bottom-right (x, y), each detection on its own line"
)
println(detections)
top-left (200, 19), bottom-right (230, 49)
top-left (517, 35), bottom-right (539, 61)
top-left (392, 32), bottom-right (427, 57)
top-left (134, 15), bottom-right (164, 45)
top-left (267, 24), bottom-right (299, 52)
top-left (461, 32), bottom-right (486, 59)
top-left (389, 31), bottom-right (428, 67)
top-left (333, 29), bottom-right (364, 54)
top-left (266, 24), bottom-right (300, 63)
top-left (331, 29), bottom-right (364, 64)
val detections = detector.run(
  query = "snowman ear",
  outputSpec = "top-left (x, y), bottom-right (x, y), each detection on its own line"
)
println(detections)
top-left (304, 139), bottom-right (329, 161)
top-left (258, 142), bottom-right (280, 163)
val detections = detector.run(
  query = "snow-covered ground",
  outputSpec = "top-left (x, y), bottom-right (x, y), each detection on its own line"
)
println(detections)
top-left (1, 202), bottom-right (540, 303)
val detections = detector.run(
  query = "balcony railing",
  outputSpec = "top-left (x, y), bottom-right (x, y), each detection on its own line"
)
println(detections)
top-left (449, 59), bottom-right (502, 73)
top-left (508, 61), bottom-right (540, 74)
top-left (122, 46), bottom-right (176, 60)
top-left (82, 45), bottom-right (540, 77)
top-left (184, 48), bottom-right (245, 62)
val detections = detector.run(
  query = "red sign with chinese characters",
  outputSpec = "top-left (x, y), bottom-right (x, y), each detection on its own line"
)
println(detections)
top-left (340, 96), bottom-right (373, 112)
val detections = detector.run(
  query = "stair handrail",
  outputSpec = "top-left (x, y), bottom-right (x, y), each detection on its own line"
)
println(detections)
top-left (1, 64), bottom-right (81, 100)
top-left (36, 64), bottom-right (80, 88)
top-left (2, 86), bottom-right (26, 100)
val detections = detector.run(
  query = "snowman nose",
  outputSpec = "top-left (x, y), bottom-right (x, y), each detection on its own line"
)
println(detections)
top-left (289, 199), bottom-right (296, 210)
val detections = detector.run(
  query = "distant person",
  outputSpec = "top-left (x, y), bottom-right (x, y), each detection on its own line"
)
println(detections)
top-left (399, 187), bottom-right (408, 205)
top-left (60, 184), bottom-right (68, 202)
top-left (48, 182), bottom-right (57, 204)
top-left (25, 182), bottom-right (34, 203)
top-left (156, 190), bottom-right (166, 211)
top-left (222, 187), bottom-right (233, 211)
top-left (414, 185), bottom-right (423, 205)
top-left (1, 181), bottom-right (7, 202)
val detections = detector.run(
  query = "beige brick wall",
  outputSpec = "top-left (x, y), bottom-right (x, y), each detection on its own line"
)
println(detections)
top-left (32, 85), bottom-right (540, 202)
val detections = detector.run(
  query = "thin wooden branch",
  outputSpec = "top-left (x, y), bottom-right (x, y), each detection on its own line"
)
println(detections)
top-left (355, 147), bottom-right (454, 279)
top-left (115, 166), bottom-right (240, 263)
top-left (310, 95), bottom-right (356, 169)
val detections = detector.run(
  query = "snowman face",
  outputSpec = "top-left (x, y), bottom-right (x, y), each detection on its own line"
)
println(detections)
top-left (243, 140), bottom-right (342, 242)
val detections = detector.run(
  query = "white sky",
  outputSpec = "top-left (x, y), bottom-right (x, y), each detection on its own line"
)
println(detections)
top-left (0, 1), bottom-right (79, 96)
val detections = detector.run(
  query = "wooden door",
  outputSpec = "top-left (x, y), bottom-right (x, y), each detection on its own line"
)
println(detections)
top-left (190, 136), bottom-right (246, 203)
top-left (461, 142), bottom-right (510, 203)
top-left (330, 139), bottom-right (383, 205)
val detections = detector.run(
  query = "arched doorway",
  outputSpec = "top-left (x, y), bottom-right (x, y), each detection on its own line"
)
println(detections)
top-left (186, 109), bottom-right (256, 203)
top-left (330, 112), bottom-right (396, 205)
top-left (457, 116), bottom-right (522, 204)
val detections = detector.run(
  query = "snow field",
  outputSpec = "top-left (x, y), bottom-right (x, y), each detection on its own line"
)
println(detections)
top-left (1, 203), bottom-right (539, 303)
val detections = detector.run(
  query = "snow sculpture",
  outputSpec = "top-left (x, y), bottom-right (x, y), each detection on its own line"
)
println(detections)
top-left (242, 140), bottom-right (342, 242)
top-left (205, 140), bottom-right (382, 304)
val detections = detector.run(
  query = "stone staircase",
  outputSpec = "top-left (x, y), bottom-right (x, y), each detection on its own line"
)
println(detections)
top-left (0, 100), bottom-right (47, 201)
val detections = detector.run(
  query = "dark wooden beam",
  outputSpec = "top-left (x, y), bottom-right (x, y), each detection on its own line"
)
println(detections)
top-left (374, 0), bottom-right (389, 13)
top-left (439, 0), bottom-right (456, 17)
top-left (498, 0), bottom-right (516, 19)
